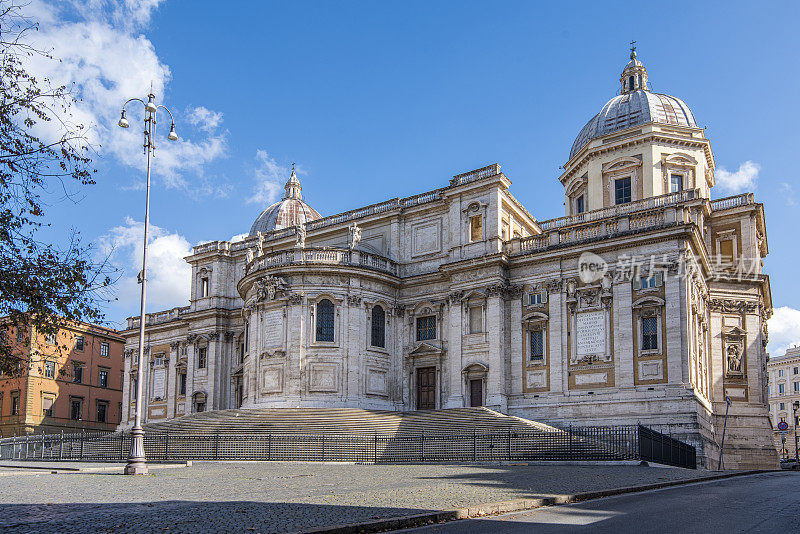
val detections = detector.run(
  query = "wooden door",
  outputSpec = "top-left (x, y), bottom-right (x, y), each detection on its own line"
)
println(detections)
top-left (470, 379), bottom-right (483, 407)
top-left (416, 367), bottom-right (436, 410)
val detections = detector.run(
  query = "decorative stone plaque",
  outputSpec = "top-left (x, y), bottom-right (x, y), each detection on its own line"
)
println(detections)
top-left (263, 309), bottom-right (282, 348)
top-left (576, 310), bottom-right (605, 357)
top-left (152, 368), bottom-right (166, 399)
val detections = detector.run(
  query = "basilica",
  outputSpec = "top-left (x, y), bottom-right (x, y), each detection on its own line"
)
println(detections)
top-left (120, 49), bottom-right (777, 469)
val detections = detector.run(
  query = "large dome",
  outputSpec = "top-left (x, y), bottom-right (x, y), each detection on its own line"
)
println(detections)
top-left (568, 49), bottom-right (698, 161)
top-left (249, 167), bottom-right (321, 236)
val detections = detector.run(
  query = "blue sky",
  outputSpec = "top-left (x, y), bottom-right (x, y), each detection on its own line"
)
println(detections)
top-left (27, 1), bottom-right (800, 353)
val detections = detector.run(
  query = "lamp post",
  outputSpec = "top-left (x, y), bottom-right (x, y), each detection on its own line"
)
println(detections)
top-left (794, 400), bottom-right (799, 468)
top-left (118, 91), bottom-right (178, 475)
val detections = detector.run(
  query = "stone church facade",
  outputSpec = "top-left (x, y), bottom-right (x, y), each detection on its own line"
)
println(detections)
top-left (120, 50), bottom-right (777, 469)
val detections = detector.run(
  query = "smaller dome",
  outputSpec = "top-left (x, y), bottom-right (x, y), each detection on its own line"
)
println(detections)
top-left (249, 166), bottom-right (322, 236)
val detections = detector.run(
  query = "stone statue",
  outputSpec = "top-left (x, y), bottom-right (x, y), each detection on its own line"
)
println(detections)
top-left (348, 222), bottom-right (361, 250)
top-left (726, 344), bottom-right (742, 373)
top-left (256, 231), bottom-right (264, 257)
top-left (246, 247), bottom-right (254, 264)
top-left (295, 224), bottom-right (306, 248)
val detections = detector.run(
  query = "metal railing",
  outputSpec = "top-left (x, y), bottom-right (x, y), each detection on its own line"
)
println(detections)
top-left (0, 425), bottom-right (695, 467)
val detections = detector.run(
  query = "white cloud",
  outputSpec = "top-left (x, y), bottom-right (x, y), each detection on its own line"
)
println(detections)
top-left (780, 183), bottom-right (798, 207)
top-left (767, 306), bottom-right (800, 357)
top-left (18, 1), bottom-right (228, 195)
top-left (230, 233), bottom-right (248, 243)
top-left (715, 161), bottom-right (760, 194)
top-left (247, 150), bottom-right (287, 206)
top-left (188, 106), bottom-right (224, 133)
top-left (99, 216), bottom-right (192, 316)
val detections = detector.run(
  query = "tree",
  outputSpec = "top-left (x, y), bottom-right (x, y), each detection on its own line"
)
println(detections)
top-left (0, 1), bottom-right (116, 374)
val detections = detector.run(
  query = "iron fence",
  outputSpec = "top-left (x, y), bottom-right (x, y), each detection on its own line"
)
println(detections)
top-left (0, 425), bottom-right (695, 468)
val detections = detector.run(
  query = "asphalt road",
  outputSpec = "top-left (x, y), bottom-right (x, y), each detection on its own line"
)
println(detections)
top-left (399, 472), bottom-right (800, 534)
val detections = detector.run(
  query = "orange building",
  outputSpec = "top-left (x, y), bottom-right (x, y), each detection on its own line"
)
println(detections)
top-left (0, 318), bottom-right (125, 436)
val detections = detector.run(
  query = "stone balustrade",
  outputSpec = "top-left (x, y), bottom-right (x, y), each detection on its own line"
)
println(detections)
top-left (709, 193), bottom-right (754, 211)
top-left (450, 163), bottom-right (501, 186)
top-left (245, 247), bottom-right (399, 277)
top-left (127, 306), bottom-right (190, 329)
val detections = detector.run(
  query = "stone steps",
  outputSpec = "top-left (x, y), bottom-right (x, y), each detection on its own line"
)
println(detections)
top-left (144, 407), bottom-right (561, 436)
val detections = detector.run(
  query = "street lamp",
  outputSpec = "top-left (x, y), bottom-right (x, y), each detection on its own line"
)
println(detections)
top-left (793, 400), bottom-right (799, 468)
top-left (118, 91), bottom-right (178, 475)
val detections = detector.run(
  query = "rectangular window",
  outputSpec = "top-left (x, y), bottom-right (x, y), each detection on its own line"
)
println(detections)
top-left (70, 398), bottom-right (82, 420)
top-left (44, 361), bottom-right (56, 379)
top-left (416, 316), bottom-right (436, 341)
top-left (794, 382), bottom-right (799, 393)
top-left (641, 316), bottom-right (658, 351)
top-left (526, 292), bottom-right (545, 306)
top-left (669, 173), bottom-right (683, 193)
top-left (11, 392), bottom-right (20, 415)
top-left (780, 402), bottom-right (786, 411)
top-left (179, 372), bottom-right (187, 396)
top-left (719, 239), bottom-right (734, 263)
top-left (197, 347), bottom-right (207, 369)
top-left (42, 394), bottom-right (55, 417)
top-left (100, 341), bottom-right (109, 358)
top-left (641, 276), bottom-right (657, 289)
top-left (72, 363), bottom-right (84, 384)
top-left (469, 215), bottom-right (483, 242)
top-left (530, 330), bottom-right (544, 361)
top-left (469, 307), bottom-right (483, 334)
top-left (614, 177), bottom-right (632, 205)
top-left (96, 401), bottom-right (108, 423)
top-left (98, 369), bottom-right (109, 388)
top-left (75, 335), bottom-right (85, 351)
top-left (201, 277), bottom-right (209, 297)
top-left (794, 367), bottom-right (798, 375)
top-left (46, 332), bottom-right (57, 345)
top-left (779, 383), bottom-right (785, 395)
top-left (779, 370), bottom-right (784, 377)
top-left (575, 195), bottom-right (585, 214)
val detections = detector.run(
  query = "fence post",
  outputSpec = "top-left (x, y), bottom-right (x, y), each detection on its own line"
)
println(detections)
top-left (165, 433), bottom-right (169, 461)
top-left (214, 432), bottom-right (219, 460)
top-left (568, 425), bottom-right (573, 460)
top-left (373, 432), bottom-right (377, 464)
top-left (321, 434), bottom-right (325, 462)
top-left (420, 432), bottom-right (424, 462)
top-left (80, 430), bottom-right (84, 461)
top-left (507, 429), bottom-right (512, 461)
top-left (473, 429), bottom-right (477, 462)
top-left (119, 431), bottom-right (124, 461)
top-left (267, 433), bottom-right (271, 461)
top-left (60, 430), bottom-right (64, 460)
top-left (25, 432), bottom-right (29, 459)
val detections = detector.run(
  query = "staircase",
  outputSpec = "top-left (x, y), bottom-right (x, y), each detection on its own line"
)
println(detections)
top-left (143, 407), bottom-right (559, 436)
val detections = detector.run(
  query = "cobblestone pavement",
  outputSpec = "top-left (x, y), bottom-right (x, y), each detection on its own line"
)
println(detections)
top-left (0, 462), bottom-right (720, 533)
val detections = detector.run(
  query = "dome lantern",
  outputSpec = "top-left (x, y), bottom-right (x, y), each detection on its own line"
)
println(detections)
top-left (620, 40), bottom-right (648, 94)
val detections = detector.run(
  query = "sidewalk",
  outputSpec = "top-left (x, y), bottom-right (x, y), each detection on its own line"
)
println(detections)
top-left (0, 461), bottom-right (756, 533)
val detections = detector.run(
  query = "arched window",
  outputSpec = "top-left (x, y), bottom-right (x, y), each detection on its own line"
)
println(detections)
top-left (628, 75), bottom-right (635, 90)
top-left (316, 299), bottom-right (335, 342)
top-left (371, 305), bottom-right (385, 348)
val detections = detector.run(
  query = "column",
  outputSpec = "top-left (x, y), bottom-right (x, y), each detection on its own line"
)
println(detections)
top-left (445, 298), bottom-right (463, 408)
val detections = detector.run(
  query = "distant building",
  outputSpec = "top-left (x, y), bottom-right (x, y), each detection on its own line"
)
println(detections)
top-left (767, 346), bottom-right (800, 459)
top-left (120, 48), bottom-right (777, 469)
top-left (0, 318), bottom-right (125, 436)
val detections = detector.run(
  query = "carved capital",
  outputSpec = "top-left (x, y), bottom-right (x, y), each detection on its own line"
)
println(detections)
top-left (347, 295), bottom-right (362, 306)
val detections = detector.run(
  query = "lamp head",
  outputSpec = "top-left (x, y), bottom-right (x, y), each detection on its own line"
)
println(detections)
top-left (145, 93), bottom-right (157, 113)
top-left (167, 123), bottom-right (178, 141)
top-left (117, 109), bottom-right (129, 128)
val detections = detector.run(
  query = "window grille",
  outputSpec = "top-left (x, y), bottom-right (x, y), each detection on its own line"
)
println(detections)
top-left (416, 316), bottom-right (436, 341)
top-left (615, 177), bottom-right (632, 205)
top-left (530, 330), bottom-right (544, 361)
top-left (642, 316), bottom-right (658, 350)
top-left (100, 342), bottom-right (109, 358)
top-left (371, 305), bottom-right (385, 348)
top-left (316, 299), bottom-right (335, 342)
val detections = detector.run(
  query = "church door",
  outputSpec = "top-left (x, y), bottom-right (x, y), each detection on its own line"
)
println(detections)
top-left (469, 379), bottom-right (483, 407)
top-left (416, 367), bottom-right (436, 410)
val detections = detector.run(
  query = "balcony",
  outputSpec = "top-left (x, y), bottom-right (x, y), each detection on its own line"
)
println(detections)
top-left (245, 246), bottom-right (399, 277)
